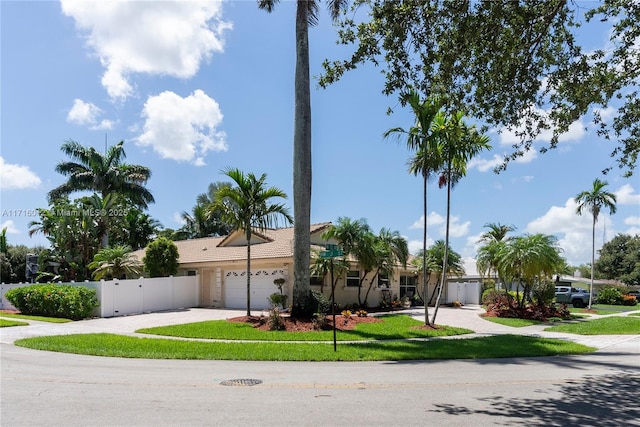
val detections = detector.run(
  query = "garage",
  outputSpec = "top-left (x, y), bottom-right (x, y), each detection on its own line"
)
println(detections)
top-left (223, 268), bottom-right (286, 310)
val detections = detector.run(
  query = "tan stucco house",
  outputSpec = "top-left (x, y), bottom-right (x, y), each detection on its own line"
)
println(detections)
top-left (134, 223), bottom-right (421, 310)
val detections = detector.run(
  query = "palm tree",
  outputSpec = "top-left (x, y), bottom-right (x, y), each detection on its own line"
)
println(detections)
top-left (574, 178), bottom-right (617, 309)
top-left (89, 245), bottom-right (143, 280)
top-left (496, 234), bottom-right (564, 307)
top-left (476, 222), bottom-right (516, 285)
top-left (432, 112), bottom-right (491, 324)
top-left (310, 250), bottom-right (348, 299)
top-left (384, 91), bottom-right (442, 325)
top-left (215, 167), bottom-right (293, 316)
top-left (258, 0), bottom-right (349, 316)
top-left (48, 140), bottom-right (154, 247)
top-left (322, 217), bottom-right (374, 306)
top-left (362, 228), bottom-right (409, 307)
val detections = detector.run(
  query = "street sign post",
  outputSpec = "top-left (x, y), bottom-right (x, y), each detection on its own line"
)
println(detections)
top-left (319, 244), bottom-right (343, 352)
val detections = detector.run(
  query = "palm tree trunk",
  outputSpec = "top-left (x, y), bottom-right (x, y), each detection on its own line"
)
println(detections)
top-left (291, 0), bottom-right (312, 316)
top-left (422, 172), bottom-right (431, 326)
top-left (432, 169), bottom-right (451, 324)
top-left (589, 215), bottom-right (595, 309)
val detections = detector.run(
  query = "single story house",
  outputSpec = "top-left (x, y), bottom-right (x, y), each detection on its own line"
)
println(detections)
top-left (133, 223), bottom-right (422, 310)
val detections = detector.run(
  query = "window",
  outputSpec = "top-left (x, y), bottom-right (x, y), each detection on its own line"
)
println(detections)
top-left (377, 274), bottom-right (389, 289)
top-left (187, 270), bottom-right (197, 276)
top-left (400, 275), bottom-right (417, 299)
top-left (346, 270), bottom-right (360, 287)
top-left (310, 275), bottom-right (323, 286)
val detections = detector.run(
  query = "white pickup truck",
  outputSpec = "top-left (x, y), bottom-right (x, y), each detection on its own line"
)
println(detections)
top-left (555, 286), bottom-right (591, 308)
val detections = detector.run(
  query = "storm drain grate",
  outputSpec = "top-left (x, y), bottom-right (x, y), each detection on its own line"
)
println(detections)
top-left (220, 378), bottom-right (263, 387)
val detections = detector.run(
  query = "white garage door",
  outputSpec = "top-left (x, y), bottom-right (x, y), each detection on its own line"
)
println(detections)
top-left (224, 268), bottom-right (286, 310)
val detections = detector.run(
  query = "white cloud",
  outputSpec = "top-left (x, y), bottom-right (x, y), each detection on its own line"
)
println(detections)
top-left (0, 157), bottom-right (41, 190)
top-left (67, 99), bottom-right (115, 130)
top-left (67, 99), bottom-right (102, 125)
top-left (410, 212), bottom-right (469, 238)
top-left (625, 216), bottom-right (640, 226)
top-left (615, 184), bottom-right (640, 205)
top-left (136, 90), bottom-right (227, 163)
top-left (172, 212), bottom-right (186, 226)
top-left (408, 238), bottom-right (435, 255)
top-left (61, 0), bottom-right (232, 100)
top-left (0, 220), bottom-right (20, 234)
top-left (499, 107), bottom-right (587, 147)
top-left (468, 154), bottom-right (503, 172)
top-left (525, 198), bottom-right (616, 265)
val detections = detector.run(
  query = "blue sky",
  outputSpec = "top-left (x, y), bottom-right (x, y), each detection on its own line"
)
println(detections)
top-left (1, 1), bottom-right (639, 267)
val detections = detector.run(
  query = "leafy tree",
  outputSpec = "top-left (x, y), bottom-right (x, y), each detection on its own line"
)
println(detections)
top-left (29, 199), bottom-right (101, 281)
top-left (48, 140), bottom-right (154, 246)
top-left (2, 244), bottom-right (36, 283)
top-left (179, 182), bottom-right (235, 239)
top-left (258, 0), bottom-right (349, 317)
top-left (89, 245), bottom-right (143, 280)
top-left (384, 91), bottom-right (442, 325)
top-left (320, 0), bottom-right (640, 177)
top-left (215, 167), bottom-right (292, 316)
top-left (0, 227), bottom-right (7, 254)
top-left (496, 233), bottom-right (565, 307)
top-left (431, 111), bottom-right (491, 324)
top-left (575, 178), bottom-right (617, 308)
top-left (143, 237), bottom-right (179, 278)
top-left (595, 234), bottom-right (640, 287)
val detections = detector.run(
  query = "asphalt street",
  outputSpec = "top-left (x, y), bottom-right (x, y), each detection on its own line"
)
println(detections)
top-left (1, 306), bottom-right (639, 426)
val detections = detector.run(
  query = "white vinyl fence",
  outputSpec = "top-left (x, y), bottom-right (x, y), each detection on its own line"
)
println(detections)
top-left (446, 281), bottom-right (481, 305)
top-left (0, 275), bottom-right (199, 318)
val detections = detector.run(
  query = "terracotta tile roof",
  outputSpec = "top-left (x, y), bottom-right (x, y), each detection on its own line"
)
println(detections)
top-left (132, 222), bottom-right (333, 265)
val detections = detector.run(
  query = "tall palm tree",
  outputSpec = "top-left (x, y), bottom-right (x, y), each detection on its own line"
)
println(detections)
top-left (478, 222), bottom-right (516, 243)
top-left (310, 250), bottom-right (348, 298)
top-left (574, 178), bottom-right (617, 309)
top-left (215, 167), bottom-right (293, 316)
top-left (258, 0), bottom-right (349, 316)
top-left (89, 245), bottom-right (143, 280)
top-left (384, 91), bottom-right (442, 325)
top-left (432, 112), bottom-right (491, 324)
top-left (48, 140), bottom-right (154, 247)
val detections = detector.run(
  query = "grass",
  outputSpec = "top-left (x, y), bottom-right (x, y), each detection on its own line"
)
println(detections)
top-left (0, 313), bottom-right (72, 323)
top-left (137, 315), bottom-right (473, 341)
top-left (568, 304), bottom-right (639, 315)
top-left (545, 316), bottom-right (640, 335)
top-left (0, 318), bottom-right (29, 327)
top-left (629, 313), bottom-right (640, 317)
top-left (14, 333), bottom-right (596, 361)
top-left (481, 315), bottom-right (586, 328)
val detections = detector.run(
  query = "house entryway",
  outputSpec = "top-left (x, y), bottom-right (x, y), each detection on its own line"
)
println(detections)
top-left (223, 268), bottom-right (286, 310)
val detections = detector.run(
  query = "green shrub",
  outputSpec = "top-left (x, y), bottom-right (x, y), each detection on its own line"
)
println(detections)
top-left (5, 284), bottom-right (98, 320)
top-left (269, 293), bottom-right (288, 309)
top-left (267, 309), bottom-right (286, 331)
top-left (531, 280), bottom-right (556, 306)
top-left (596, 287), bottom-right (624, 305)
top-left (309, 290), bottom-right (331, 314)
top-left (143, 237), bottom-right (179, 277)
top-left (482, 280), bottom-right (496, 292)
top-left (482, 289), bottom-right (506, 305)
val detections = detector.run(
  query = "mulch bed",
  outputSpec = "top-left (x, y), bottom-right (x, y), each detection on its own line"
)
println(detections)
top-left (228, 314), bottom-right (382, 332)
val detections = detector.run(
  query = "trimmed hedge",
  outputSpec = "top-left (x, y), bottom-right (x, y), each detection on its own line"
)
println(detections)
top-left (5, 284), bottom-right (98, 320)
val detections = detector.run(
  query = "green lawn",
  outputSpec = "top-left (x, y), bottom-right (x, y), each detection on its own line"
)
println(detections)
top-left (568, 304), bottom-right (639, 315)
top-left (0, 313), bottom-right (72, 323)
top-left (544, 316), bottom-right (640, 335)
top-left (629, 313), bottom-right (640, 317)
top-left (137, 315), bottom-right (473, 341)
top-left (14, 333), bottom-right (595, 361)
top-left (481, 315), bottom-right (586, 328)
top-left (0, 318), bottom-right (29, 327)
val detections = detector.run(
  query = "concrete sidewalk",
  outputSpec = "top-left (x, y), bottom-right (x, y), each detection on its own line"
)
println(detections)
top-left (1, 305), bottom-right (639, 351)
